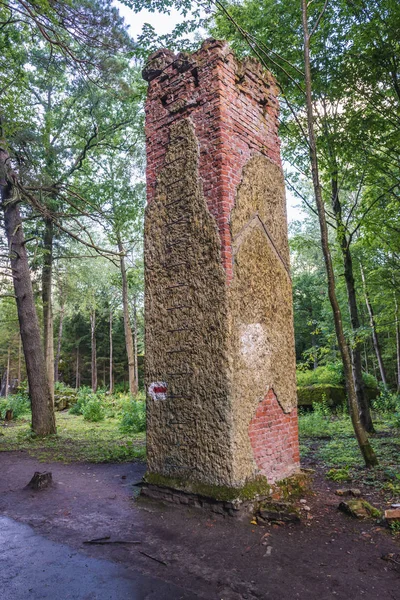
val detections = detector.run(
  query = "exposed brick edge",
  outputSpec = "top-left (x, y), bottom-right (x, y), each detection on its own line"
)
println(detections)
top-left (249, 389), bottom-right (300, 483)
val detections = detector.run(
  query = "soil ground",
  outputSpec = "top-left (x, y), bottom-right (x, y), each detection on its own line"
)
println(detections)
top-left (0, 451), bottom-right (399, 600)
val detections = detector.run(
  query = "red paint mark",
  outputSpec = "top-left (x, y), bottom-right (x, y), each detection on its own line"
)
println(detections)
top-left (153, 386), bottom-right (167, 394)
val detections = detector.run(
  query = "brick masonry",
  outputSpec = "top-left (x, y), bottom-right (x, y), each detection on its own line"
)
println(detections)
top-left (248, 389), bottom-right (300, 483)
top-left (144, 39), bottom-right (281, 283)
top-left (143, 38), bottom-right (299, 489)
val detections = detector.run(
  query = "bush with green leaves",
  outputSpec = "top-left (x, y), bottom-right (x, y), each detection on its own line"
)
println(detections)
top-left (69, 386), bottom-right (94, 415)
top-left (296, 363), bottom-right (343, 387)
top-left (0, 392), bottom-right (31, 419)
top-left (82, 399), bottom-right (105, 422)
top-left (296, 363), bottom-right (378, 390)
top-left (119, 399), bottom-right (146, 434)
top-left (373, 386), bottom-right (400, 416)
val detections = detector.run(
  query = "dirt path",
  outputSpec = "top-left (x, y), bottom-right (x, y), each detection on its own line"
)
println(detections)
top-left (0, 452), bottom-right (399, 600)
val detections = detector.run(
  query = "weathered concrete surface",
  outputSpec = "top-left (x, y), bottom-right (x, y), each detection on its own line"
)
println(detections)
top-left (229, 156), bottom-right (298, 483)
top-left (144, 39), bottom-right (299, 493)
top-left (145, 118), bottom-right (232, 486)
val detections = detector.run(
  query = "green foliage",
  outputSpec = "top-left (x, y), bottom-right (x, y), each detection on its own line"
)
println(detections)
top-left (296, 364), bottom-right (344, 386)
top-left (69, 386), bottom-right (93, 415)
top-left (313, 397), bottom-right (331, 417)
top-left (0, 392), bottom-right (31, 420)
top-left (388, 520), bottom-right (400, 535)
top-left (119, 398), bottom-right (146, 433)
top-left (298, 402), bottom-right (347, 438)
top-left (362, 372), bottom-right (379, 389)
top-left (297, 384), bottom-right (346, 408)
top-left (297, 364), bottom-right (378, 389)
top-left (82, 399), bottom-right (105, 422)
top-left (383, 473), bottom-right (400, 499)
top-left (0, 411), bottom-right (145, 463)
top-left (326, 467), bottom-right (351, 482)
top-left (373, 387), bottom-right (400, 415)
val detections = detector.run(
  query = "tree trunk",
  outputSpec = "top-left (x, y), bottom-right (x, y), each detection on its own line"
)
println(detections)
top-left (133, 295), bottom-right (139, 388)
top-left (360, 264), bottom-right (387, 387)
top-left (109, 308), bottom-right (113, 394)
top-left (394, 291), bottom-right (400, 394)
top-left (54, 301), bottom-right (65, 383)
top-left (301, 0), bottom-right (377, 466)
top-left (5, 348), bottom-right (10, 398)
top-left (42, 217), bottom-right (55, 402)
top-left (75, 344), bottom-right (80, 390)
top-left (90, 310), bottom-right (97, 392)
top-left (363, 341), bottom-right (369, 374)
top-left (117, 238), bottom-right (137, 396)
top-left (329, 180), bottom-right (373, 431)
top-left (0, 148), bottom-right (56, 435)
top-left (17, 334), bottom-right (22, 385)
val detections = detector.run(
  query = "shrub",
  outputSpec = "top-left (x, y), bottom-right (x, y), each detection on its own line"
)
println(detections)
top-left (120, 400), bottom-right (146, 434)
top-left (82, 399), bottom-right (105, 422)
top-left (373, 386), bottom-right (400, 415)
top-left (296, 364), bottom-right (378, 390)
top-left (296, 364), bottom-right (343, 387)
top-left (69, 386), bottom-right (93, 415)
top-left (363, 372), bottom-right (379, 389)
top-left (0, 392), bottom-right (31, 419)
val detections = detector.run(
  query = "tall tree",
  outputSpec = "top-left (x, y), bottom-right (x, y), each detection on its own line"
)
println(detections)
top-left (0, 146), bottom-right (56, 434)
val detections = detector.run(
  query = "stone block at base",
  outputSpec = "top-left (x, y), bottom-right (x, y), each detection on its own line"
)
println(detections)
top-left (139, 472), bottom-right (311, 519)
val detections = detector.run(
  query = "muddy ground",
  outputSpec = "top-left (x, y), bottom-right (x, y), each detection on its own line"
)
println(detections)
top-left (0, 452), bottom-right (399, 600)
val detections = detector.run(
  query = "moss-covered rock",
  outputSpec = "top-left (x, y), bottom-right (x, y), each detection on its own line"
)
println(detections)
top-left (297, 384), bottom-right (379, 408)
top-left (273, 471), bottom-right (312, 500)
top-left (338, 499), bottom-right (381, 519)
top-left (54, 389), bottom-right (78, 411)
top-left (297, 384), bottom-right (346, 407)
top-left (257, 501), bottom-right (300, 523)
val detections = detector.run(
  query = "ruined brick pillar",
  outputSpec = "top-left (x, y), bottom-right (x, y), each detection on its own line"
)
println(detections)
top-left (143, 39), bottom-right (299, 498)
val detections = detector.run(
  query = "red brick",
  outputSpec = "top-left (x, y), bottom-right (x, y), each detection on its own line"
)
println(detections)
top-left (144, 39), bottom-right (281, 284)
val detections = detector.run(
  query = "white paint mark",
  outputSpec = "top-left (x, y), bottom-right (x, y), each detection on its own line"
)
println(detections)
top-left (240, 323), bottom-right (270, 367)
top-left (148, 381), bottom-right (168, 401)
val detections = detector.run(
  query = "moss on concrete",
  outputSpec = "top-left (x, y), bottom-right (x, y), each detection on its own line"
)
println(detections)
top-left (297, 385), bottom-right (347, 407)
top-left (144, 472), bottom-right (270, 502)
top-left (297, 385), bottom-right (378, 407)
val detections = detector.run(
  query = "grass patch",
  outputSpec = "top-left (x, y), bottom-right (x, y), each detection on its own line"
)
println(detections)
top-left (0, 411), bottom-right (145, 463)
top-left (299, 408), bottom-right (400, 498)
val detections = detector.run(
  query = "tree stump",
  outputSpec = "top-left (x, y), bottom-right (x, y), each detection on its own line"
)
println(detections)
top-left (26, 472), bottom-right (53, 490)
top-left (4, 409), bottom-right (13, 422)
